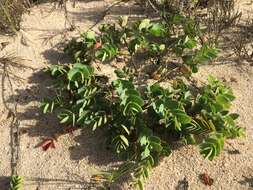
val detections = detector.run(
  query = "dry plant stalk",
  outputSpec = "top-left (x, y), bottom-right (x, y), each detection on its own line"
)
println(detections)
top-left (204, 0), bottom-right (242, 45)
top-left (0, 0), bottom-right (32, 34)
top-left (232, 15), bottom-right (253, 61)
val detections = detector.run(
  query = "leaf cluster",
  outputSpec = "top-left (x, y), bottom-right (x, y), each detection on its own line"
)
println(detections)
top-left (9, 176), bottom-right (23, 190)
top-left (64, 15), bottom-right (218, 75)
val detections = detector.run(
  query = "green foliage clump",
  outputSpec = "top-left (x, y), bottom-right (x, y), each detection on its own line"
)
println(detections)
top-left (10, 176), bottom-right (23, 190)
top-left (41, 16), bottom-right (244, 189)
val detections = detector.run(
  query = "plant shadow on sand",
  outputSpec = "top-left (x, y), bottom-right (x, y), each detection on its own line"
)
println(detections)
top-left (0, 176), bottom-right (10, 189)
top-left (6, 65), bottom-right (120, 161)
top-left (238, 175), bottom-right (253, 188)
top-left (4, 60), bottom-right (123, 189)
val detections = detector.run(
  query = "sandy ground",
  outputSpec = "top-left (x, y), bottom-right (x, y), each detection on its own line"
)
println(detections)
top-left (0, 0), bottom-right (253, 190)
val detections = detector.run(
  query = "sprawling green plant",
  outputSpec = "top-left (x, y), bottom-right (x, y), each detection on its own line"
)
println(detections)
top-left (41, 16), bottom-right (244, 189)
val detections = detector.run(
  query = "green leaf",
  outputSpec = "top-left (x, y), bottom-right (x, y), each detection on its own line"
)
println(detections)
top-left (46, 65), bottom-right (66, 77)
top-left (115, 69), bottom-right (127, 78)
top-left (216, 94), bottom-right (231, 109)
top-left (229, 113), bottom-right (239, 120)
top-left (159, 44), bottom-right (165, 51)
top-left (95, 44), bottom-right (118, 61)
top-left (183, 19), bottom-right (196, 37)
top-left (10, 175), bottom-right (23, 190)
top-left (40, 98), bottom-right (59, 114)
top-left (173, 109), bottom-right (192, 124)
top-left (171, 14), bottom-right (185, 24)
top-left (92, 122), bottom-right (98, 131)
top-left (150, 142), bottom-right (163, 152)
top-left (141, 147), bottom-right (150, 159)
top-left (119, 135), bottom-right (129, 147)
top-left (126, 94), bottom-right (144, 107)
top-left (139, 19), bottom-right (150, 31)
top-left (123, 102), bottom-right (143, 115)
top-left (121, 124), bottom-right (130, 135)
top-left (199, 133), bottom-right (225, 160)
top-left (58, 110), bottom-right (75, 125)
top-left (128, 38), bottom-right (143, 53)
top-left (149, 23), bottom-right (166, 37)
top-left (137, 179), bottom-right (144, 190)
top-left (43, 102), bottom-right (49, 114)
top-left (139, 135), bottom-right (148, 146)
top-left (195, 44), bottom-right (218, 63)
top-left (68, 63), bottom-right (94, 82)
top-left (182, 134), bottom-right (196, 145)
top-left (174, 117), bottom-right (181, 131)
top-left (148, 136), bottom-right (161, 144)
top-left (86, 31), bottom-right (96, 40)
top-left (119, 16), bottom-right (128, 27)
top-left (60, 115), bottom-right (69, 123)
top-left (183, 35), bottom-right (197, 49)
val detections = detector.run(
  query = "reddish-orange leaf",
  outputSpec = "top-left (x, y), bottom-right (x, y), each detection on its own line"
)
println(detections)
top-left (200, 173), bottom-right (214, 186)
top-left (94, 40), bottom-right (102, 49)
top-left (40, 138), bottom-right (56, 151)
top-left (42, 141), bottom-right (51, 151)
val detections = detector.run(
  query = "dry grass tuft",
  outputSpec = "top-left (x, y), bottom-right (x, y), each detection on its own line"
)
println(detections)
top-left (0, 0), bottom-right (32, 34)
top-left (0, 0), bottom-right (74, 35)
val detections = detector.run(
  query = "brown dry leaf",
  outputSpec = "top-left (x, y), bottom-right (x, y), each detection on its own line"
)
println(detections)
top-left (230, 77), bottom-right (238, 83)
top-left (179, 65), bottom-right (191, 75)
top-left (200, 173), bottom-right (214, 186)
top-left (151, 72), bottom-right (161, 80)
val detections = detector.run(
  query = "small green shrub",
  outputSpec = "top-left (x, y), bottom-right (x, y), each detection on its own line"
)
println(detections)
top-left (41, 16), bottom-right (244, 189)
